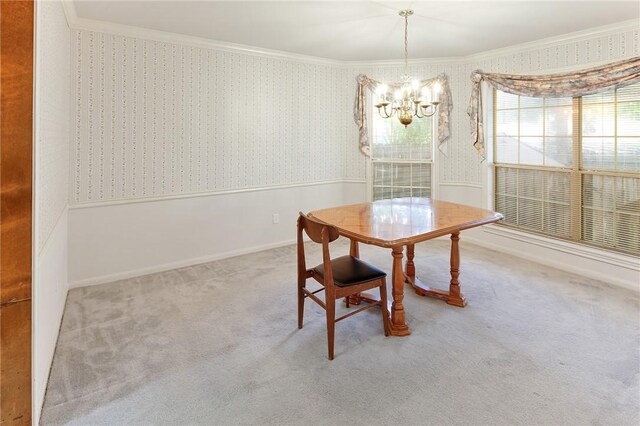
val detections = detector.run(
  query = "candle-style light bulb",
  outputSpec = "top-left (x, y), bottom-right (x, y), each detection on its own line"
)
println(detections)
top-left (432, 81), bottom-right (441, 103)
top-left (411, 79), bottom-right (420, 99)
top-left (376, 84), bottom-right (388, 104)
top-left (421, 87), bottom-right (431, 104)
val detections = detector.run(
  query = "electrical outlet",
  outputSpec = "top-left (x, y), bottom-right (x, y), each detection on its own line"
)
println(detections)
top-left (272, 213), bottom-right (279, 224)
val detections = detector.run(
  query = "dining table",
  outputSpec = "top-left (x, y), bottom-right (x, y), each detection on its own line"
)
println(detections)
top-left (309, 197), bottom-right (503, 336)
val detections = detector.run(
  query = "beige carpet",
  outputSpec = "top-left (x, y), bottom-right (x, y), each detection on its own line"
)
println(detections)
top-left (41, 238), bottom-right (639, 425)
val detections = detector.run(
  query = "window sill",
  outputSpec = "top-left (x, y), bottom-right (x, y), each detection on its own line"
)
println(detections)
top-left (483, 224), bottom-right (640, 271)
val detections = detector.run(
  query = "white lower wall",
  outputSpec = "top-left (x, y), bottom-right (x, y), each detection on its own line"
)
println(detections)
top-left (69, 181), bottom-right (363, 287)
top-left (342, 181), bottom-right (367, 205)
top-left (33, 210), bottom-right (69, 422)
top-left (464, 226), bottom-right (640, 292)
top-left (438, 183), bottom-right (485, 207)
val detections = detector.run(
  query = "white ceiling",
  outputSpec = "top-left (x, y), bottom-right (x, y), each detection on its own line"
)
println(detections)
top-left (73, 1), bottom-right (640, 61)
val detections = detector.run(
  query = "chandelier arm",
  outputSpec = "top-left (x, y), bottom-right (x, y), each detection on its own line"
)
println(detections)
top-left (420, 104), bottom-right (439, 118)
top-left (378, 104), bottom-right (395, 118)
top-left (410, 102), bottom-right (420, 118)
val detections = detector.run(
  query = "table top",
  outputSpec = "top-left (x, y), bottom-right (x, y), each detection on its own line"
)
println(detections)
top-left (309, 197), bottom-right (503, 247)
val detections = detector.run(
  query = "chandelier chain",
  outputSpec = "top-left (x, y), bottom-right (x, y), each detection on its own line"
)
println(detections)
top-left (404, 12), bottom-right (409, 76)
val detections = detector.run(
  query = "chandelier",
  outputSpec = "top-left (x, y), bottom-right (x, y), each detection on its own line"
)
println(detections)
top-left (374, 9), bottom-right (441, 127)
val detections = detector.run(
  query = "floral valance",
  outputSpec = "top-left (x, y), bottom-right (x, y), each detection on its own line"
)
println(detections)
top-left (354, 73), bottom-right (452, 156)
top-left (467, 57), bottom-right (640, 158)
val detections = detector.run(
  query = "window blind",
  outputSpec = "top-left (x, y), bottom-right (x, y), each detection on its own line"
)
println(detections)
top-left (494, 83), bottom-right (640, 256)
top-left (371, 108), bottom-right (433, 201)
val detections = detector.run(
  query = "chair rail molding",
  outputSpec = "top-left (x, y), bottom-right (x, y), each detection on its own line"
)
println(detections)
top-left (68, 179), bottom-right (367, 209)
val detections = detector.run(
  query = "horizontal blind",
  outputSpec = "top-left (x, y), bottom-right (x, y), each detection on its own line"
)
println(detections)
top-left (372, 162), bottom-right (431, 200)
top-left (580, 83), bottom-right (640, 255)
top-left (493, 83), bottom-right (640, 256)
top-left (371, 104), bottom-right (433, 201)
top-left (495, 166), bottom-right (572, 238)
top-left (582, 174), bottom-right (640, 255)
top-left (494, 90), bottom-right (576, 242)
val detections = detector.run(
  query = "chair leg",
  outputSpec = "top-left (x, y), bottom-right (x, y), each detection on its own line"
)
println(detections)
top-left (298, 279), bottom-right (305, 329)
top-left (326, 292), bottom-right (336, 360)
top-left (379, 279), bottom-right (390, 337)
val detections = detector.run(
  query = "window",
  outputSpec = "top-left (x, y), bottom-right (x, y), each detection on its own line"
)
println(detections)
top-left (493, 83), bottom-right (640, 256)
top-left (370, 110), bottom-right (433, 201)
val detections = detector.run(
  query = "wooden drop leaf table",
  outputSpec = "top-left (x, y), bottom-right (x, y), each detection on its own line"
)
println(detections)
top-left (309, 197), bottom-right (503, 336)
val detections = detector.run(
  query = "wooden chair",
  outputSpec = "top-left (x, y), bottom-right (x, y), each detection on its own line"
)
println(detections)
top-left (297, 212), bottom-right (390, 360)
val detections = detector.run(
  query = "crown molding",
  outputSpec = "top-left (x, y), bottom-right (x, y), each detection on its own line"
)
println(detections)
top-left (466, 19), bottom-right (639, 62)
top-left (61, 0), bottom-right (77, 29)
top-left (64, 6), bottom-right (638, 68)
top-left (69, 15), bottom-right (345, 66)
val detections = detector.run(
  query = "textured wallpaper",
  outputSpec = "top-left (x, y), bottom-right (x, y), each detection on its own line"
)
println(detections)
top-left (72, 24), bottom-right (639, 206)
top-left (71, 30), bottom-right (363, 205)
top-left (36, 0), bottom-right (70, 252)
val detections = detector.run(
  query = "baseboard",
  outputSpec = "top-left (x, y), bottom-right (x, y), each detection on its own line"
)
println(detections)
top-left (69, 238), bottom-right (296, 288)
top-left (463, 230), bottom-right (639, 293)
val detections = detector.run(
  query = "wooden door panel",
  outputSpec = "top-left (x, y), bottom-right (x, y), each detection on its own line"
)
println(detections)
top-left (1, 1), bottom-right (34, 424)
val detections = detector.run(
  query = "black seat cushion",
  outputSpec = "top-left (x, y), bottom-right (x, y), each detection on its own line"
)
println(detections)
top-left (313, 255), bottom-right (386, 287)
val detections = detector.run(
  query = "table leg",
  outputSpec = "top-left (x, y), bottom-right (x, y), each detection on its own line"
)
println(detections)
top-left (404, 232), bottom-right (467, 307)
top-left (346, 239), bottom-right (361, 306)
top-left (405, 243), bottom-right (415, 282)
top-left (447, 232), bottom-right (466, 307)
top-left (389, 246), bottom-right (410, 336)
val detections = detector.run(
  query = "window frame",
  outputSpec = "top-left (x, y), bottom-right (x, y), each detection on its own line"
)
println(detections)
top-left (491, 87), bottom-right (640, 256)
top-left (368, 95), bottom-right (437, 202)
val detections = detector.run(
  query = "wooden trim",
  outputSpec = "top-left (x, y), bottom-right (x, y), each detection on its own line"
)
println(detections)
top-left (494, 163), bottom-right (573, 173)
top-left (570, 97), bottom-right (582, 241)
top-left (492, 88), bottom-right (497, 210)
top-left (579, 169), bottom-right (640, 179)
top-left (1, 0), bottom-right (34, 423)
